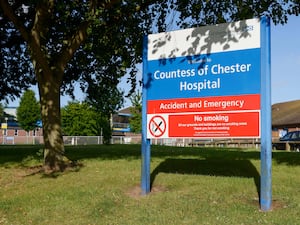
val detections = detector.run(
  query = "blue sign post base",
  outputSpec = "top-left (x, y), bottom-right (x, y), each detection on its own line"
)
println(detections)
top-left (141, 138), bottom-right (151, 195)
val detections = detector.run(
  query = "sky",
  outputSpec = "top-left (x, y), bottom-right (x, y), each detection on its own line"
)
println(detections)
top-left (271, 15), bottom-right (300, 104)
top-left (6, 15), bottom-right (300, 108)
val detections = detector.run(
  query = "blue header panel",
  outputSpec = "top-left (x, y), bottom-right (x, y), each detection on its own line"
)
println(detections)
top-left (146, 49), bottom-right (260, 100)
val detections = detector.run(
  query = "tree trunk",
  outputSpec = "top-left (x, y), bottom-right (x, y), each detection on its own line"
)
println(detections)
top-left (38, 73), bottom-right (68, 172)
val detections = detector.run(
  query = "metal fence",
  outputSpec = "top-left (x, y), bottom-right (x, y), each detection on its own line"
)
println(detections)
top-left (0, 135), bottom-right (142, 145)
top-left (63, 136), bottom-right (142, 145)
top-left (151, 138), bottom-right (262, 148)
top-left (0, 135), bottom-right (44, 145)
top-left (0, 135), bottom-right (267, 149)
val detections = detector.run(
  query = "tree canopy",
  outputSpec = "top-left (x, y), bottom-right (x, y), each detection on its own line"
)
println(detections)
top-left (61, 101), bottom-right (98, 136)
top-left (61, 101), bottom-right (113, 143)
top-left (1, 0), bottom-right (299, 171)
top-left (1, 1), bottom-right (299, 101)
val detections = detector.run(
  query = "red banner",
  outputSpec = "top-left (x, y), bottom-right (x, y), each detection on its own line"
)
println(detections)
top-left (168, 111), bottom-right (259, 138)
top-left (147, 94), bottom-right (260, 114)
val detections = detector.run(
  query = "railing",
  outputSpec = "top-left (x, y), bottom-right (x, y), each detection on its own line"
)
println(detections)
top-left (0, 135), bottom-right (44, 145)
top-left (0, 135), bottom-right (142, 145)
top-left (63, 136), bottom-right (141, 145)
top-left (0, 135), bottom-right (289, 150)
top-left (151, 138), bottom-right (261, 149)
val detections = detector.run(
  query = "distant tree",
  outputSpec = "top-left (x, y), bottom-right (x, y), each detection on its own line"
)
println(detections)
top-left (129, 91), bottom-right (142, 133)
top-left (86, 76), bottom-right (124, 115)
top-left (62, 101), bottom-right (113, 144)
top-left (85, 78), bottom-right (124, 143)
top-left (61, 101), bottom-right (97, 136)
top-left (16, 90), bottom-right (40, 132)
top-left (98, 115), bottom-right (112, 145)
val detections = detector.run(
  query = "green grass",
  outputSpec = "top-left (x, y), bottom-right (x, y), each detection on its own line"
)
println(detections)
top-left (0, 144), bottom-right (300, 224)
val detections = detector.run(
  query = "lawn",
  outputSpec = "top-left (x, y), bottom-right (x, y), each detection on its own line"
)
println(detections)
top-left (0, 144), bottom-right (300, 225)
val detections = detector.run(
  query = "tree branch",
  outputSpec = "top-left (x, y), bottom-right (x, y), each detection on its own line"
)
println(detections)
top-left (0, 0), bottom-right (53, 82)
top-left (56, 21), bottom-right (90, 77)
top-left (29, 1), bottom-right (56, 82)
top-left (54, 0), bottom-right (159, 81)
top-left (31, 0), bottom-right (54, 48)
top-left (0, 0), bottom-right (30, 41)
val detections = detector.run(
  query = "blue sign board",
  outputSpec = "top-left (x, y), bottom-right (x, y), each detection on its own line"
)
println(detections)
top-left (141, 17), bottom-right (271, 211)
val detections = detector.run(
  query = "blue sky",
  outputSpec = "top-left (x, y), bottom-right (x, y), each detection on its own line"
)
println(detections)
top-left (271, 15), bottom-right (300, 104)
top-left (6, 15), bottom-right (300, 108)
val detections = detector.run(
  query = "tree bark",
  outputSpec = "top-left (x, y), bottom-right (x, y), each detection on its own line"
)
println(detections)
top-left (37, 72), bottom-right (68, 172)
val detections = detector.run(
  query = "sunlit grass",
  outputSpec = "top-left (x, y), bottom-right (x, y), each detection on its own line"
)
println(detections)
top-left (0, 144), bottom-right (299, 224)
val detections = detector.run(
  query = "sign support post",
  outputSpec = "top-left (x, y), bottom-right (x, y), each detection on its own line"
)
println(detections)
top-left (141, 36), bottom-right (151, 195)
top-left (260, 16), bottom-right (272, 211)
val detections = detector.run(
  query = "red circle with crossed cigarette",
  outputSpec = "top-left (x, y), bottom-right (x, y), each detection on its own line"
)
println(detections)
top-left (149, 115), bottom-right (166, 138)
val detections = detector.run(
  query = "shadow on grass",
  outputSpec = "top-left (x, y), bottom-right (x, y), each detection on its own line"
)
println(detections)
top-left (0, 145), bottom-right (42, 166)
top-left (1, 144), bottom-right (300, 175)
top-left (150, 158), bottom-right (260, 198)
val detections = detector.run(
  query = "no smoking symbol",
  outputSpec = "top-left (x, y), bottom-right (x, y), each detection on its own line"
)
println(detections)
top-left (149, 115), bottom-right (166, 138)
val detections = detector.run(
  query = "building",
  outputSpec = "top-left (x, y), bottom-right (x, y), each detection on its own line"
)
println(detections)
top-left (272, 100), bottom-right (300, 139)
top-left (0, 107), bottom-right (43, 144)
top-left (112, 107), bottom-right (132, 134)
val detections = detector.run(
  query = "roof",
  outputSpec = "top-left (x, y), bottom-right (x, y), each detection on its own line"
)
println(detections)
top-left (117, 107), bottom-right (133, 116)
top-left (272, 100), bottom-right (300, 127)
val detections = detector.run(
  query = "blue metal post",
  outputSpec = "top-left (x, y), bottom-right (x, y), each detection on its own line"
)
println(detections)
top-left (260, 16), bottom-right (272, 211)
top-left (141, 35), bottom-right (151, 195)
top-left (141, 138), bottom-right (151, 194)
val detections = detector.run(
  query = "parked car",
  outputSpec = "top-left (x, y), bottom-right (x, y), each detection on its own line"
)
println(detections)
top-left (273, 131), bottom-right (300, 151)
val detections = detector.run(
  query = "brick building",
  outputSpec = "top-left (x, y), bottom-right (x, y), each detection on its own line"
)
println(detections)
top-left (272, 100), bottom-right (300, 139)
top-left (0, 107), bottom-right (43, 144)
